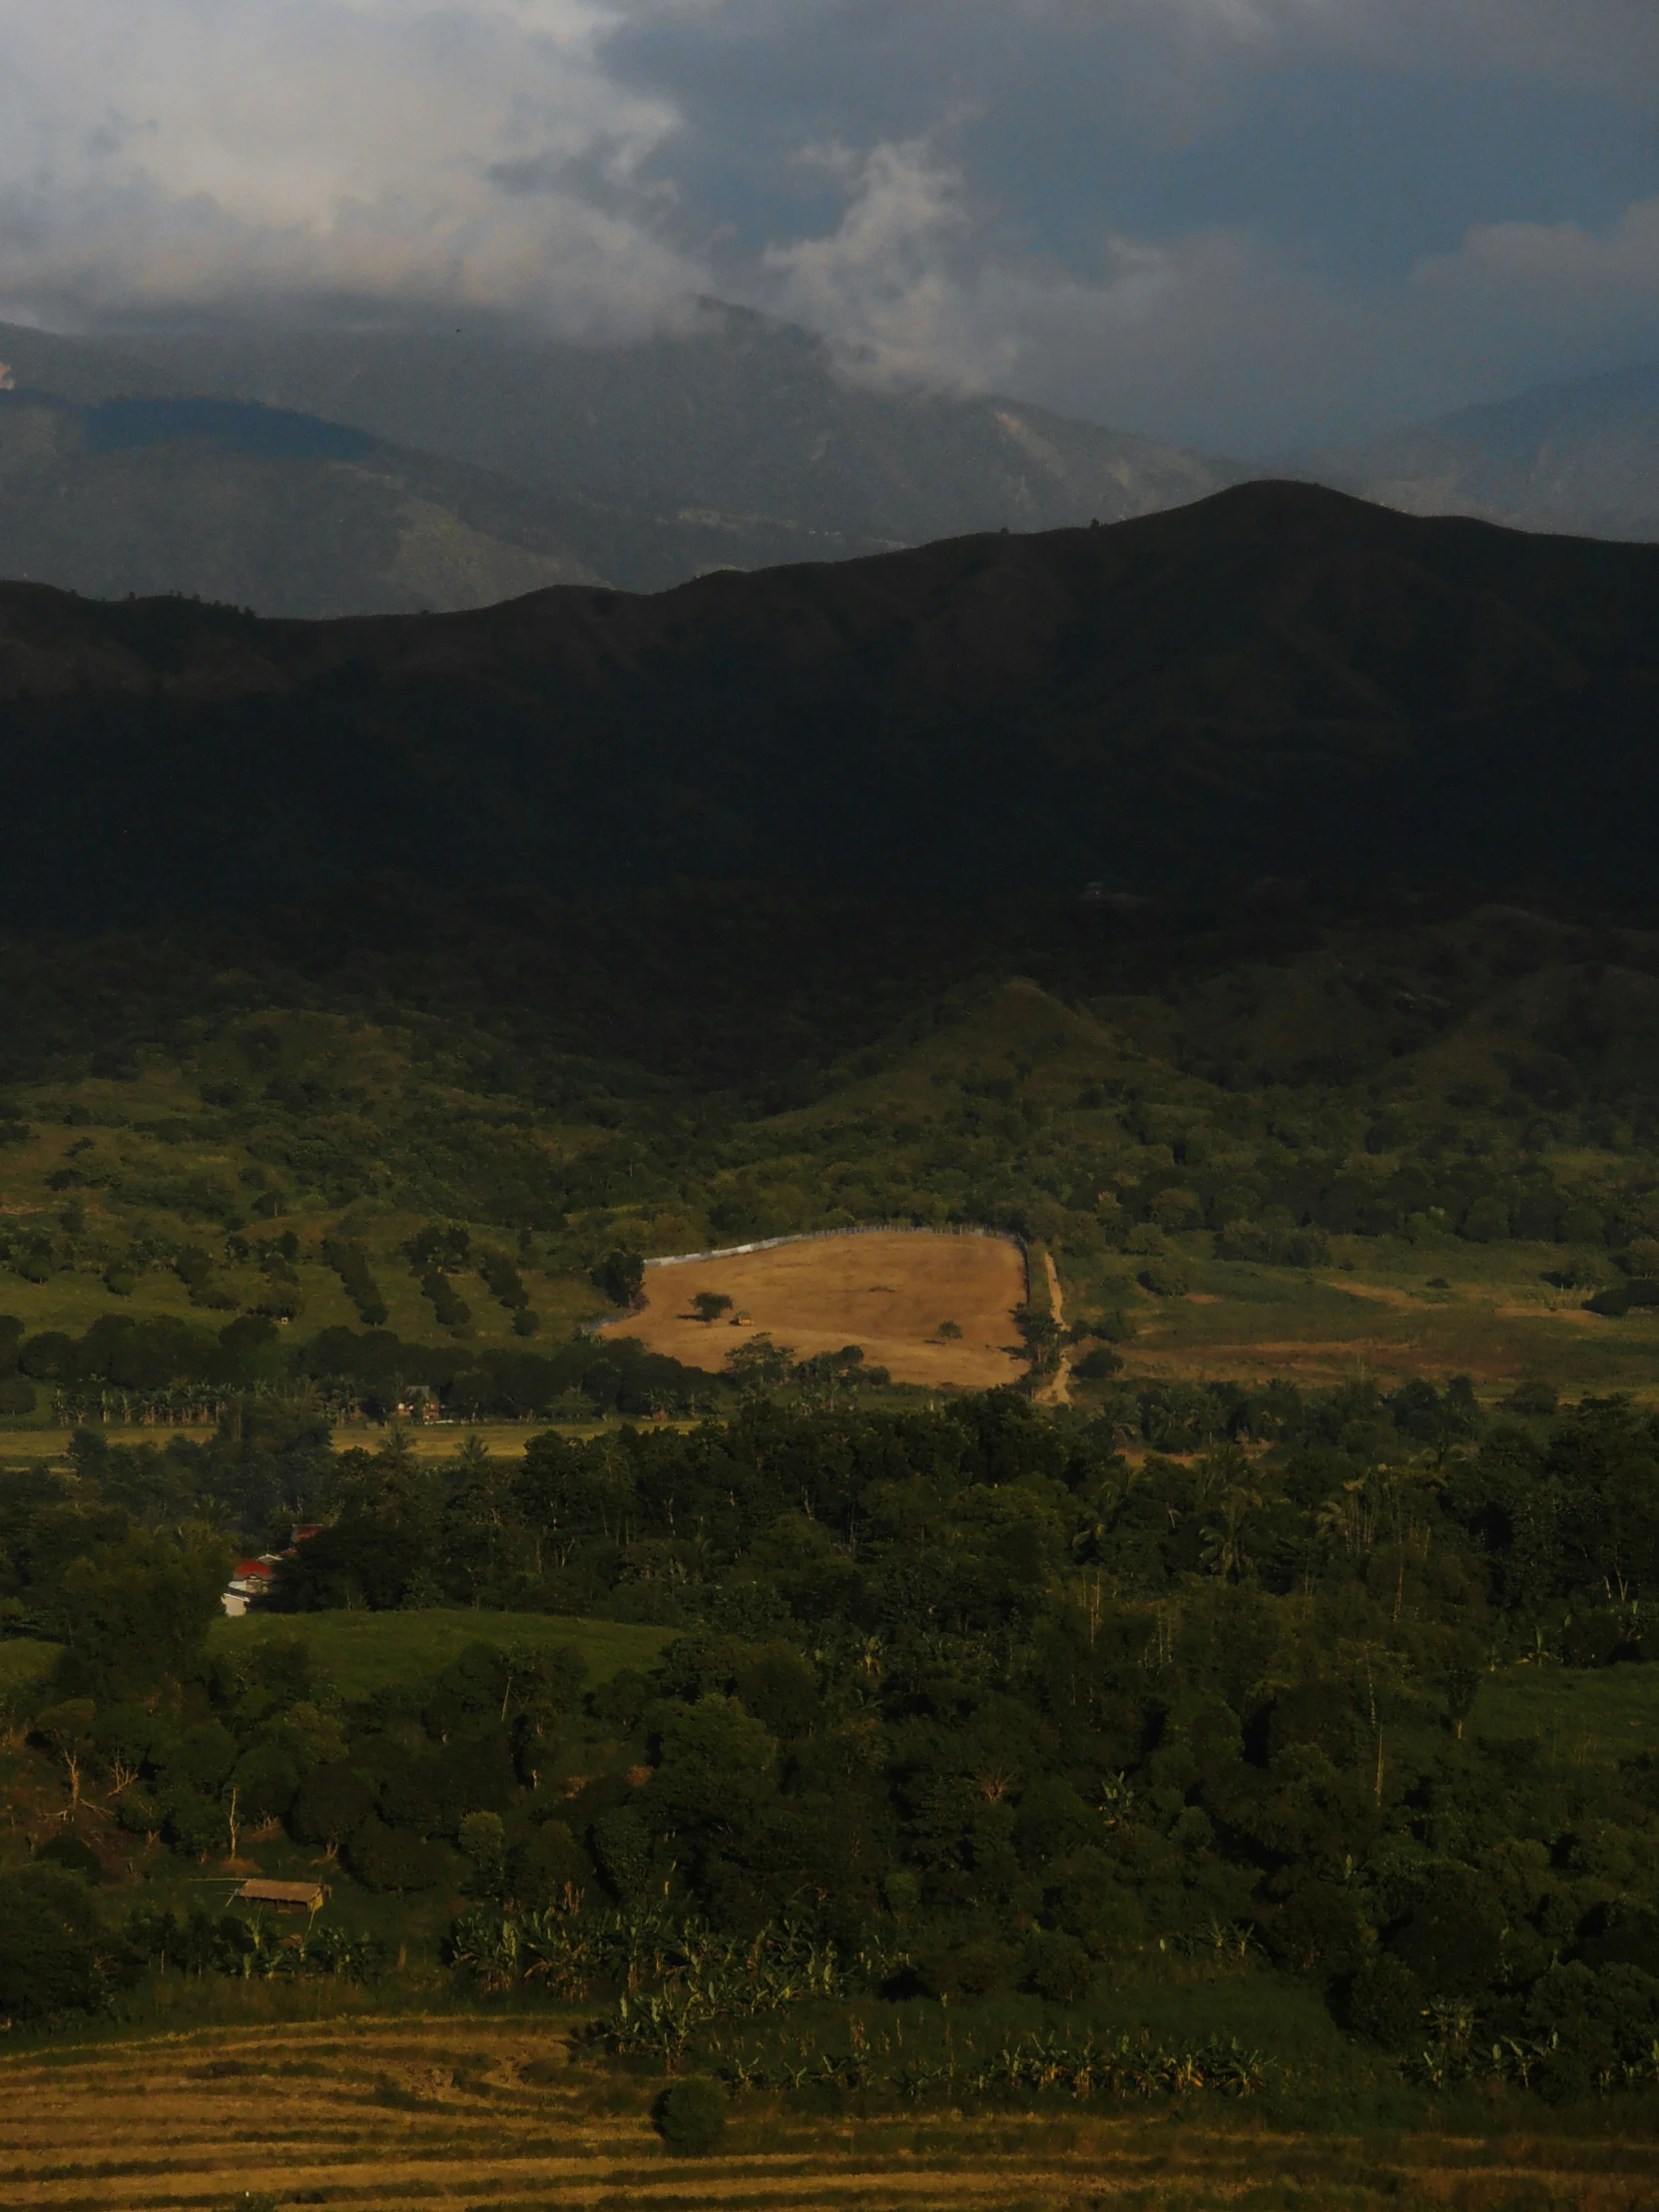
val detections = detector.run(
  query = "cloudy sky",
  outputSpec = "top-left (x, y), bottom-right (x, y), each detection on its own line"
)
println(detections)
top-left (2, 0), bottom-right (1657, 451)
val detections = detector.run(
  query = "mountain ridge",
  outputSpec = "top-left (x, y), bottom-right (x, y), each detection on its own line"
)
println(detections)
top-left (1320, 360), bottom-right (1659, 541)
top-left (0, 305), bottom-right (1240, 603)
top-left (0, 480), bottom-right (1657, 926)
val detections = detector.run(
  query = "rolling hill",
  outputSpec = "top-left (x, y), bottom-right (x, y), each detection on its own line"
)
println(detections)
top-left (0, 480), bottom-right (1657, 924)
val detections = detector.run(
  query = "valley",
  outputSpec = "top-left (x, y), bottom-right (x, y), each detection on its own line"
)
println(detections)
top-left (0, 487), bottom-right (1652, 2198)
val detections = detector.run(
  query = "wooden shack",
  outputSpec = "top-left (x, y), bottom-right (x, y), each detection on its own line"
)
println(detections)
top-left (235, 1879), bottom-right (327, 1913)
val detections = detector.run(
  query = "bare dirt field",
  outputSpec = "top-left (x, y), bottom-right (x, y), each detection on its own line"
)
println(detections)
top-left (603, 1232), bottom-right (1029, 1387)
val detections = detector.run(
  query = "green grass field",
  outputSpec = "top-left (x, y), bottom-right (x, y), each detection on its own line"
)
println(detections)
top-left (1061, 1233), bottom-right (1659, 1398)
top-left (208, 1607), bottom-right (674, 1695)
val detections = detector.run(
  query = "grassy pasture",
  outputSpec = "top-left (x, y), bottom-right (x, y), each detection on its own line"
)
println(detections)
top-left (208, 1607), bottom-right (673, 1697)
top-left (0, 2015), bottom-right (1654, 2212)
top-left (1062, 1234), bottom-right (1659, 1398)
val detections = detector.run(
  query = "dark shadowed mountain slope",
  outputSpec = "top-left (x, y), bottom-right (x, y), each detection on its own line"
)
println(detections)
top-left (0, 306), bottom-right (1238, 594)
top-left (1, 480), bottom-right (1657, 926)
top-left (1320, 363), bottom-right (1659, 541)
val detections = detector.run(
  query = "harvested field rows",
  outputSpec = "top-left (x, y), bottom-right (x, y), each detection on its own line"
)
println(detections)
top-left (1, 2018), bottom-right (1656, 2211)
top-left (604, 1232), bottom-right (1028, 1389)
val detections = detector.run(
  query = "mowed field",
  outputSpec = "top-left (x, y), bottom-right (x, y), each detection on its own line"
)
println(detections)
top-left (603, 1233), bottom-right (1029, 1388)
top-left (1, 2017), bottom-right (1656, 2212)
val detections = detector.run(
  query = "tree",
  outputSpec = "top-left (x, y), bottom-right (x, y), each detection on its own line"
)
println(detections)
top-left (591, 1250), bottom-right (645, 1309)
top-left (0, 1866), bottom-right (112, 2020)
top-left (725, 1334), bottom-right (796, 1396)
top-left (289, 1763), bottom-right (376, 1855)
top-left (59, 1525), bottom-right (231, 1693)
top-left (690, 1292), bottom-right (733, 1325)
top-left (34, 1699), bottom-right (97, 1809)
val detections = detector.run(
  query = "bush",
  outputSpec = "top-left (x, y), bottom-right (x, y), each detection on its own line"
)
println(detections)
top-left (0, 1377), bottom-right (35, 1414)
top-left (511, 1819), bottom-right (590, 1907)
top-left (37, 1833), bottom-right (104, 1882)
top-left (1346, 1954), bottom-right (1425, 2048)
top-left (1021, 1928), bottom-right (1096, 2003)
top-left (653, 2075), bottom-right (727, 2154)
top-left (1072, 1346), bottom-right (1123, 1382)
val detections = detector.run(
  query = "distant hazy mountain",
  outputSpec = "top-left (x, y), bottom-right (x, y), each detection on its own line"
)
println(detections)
top-left (0, 389), bottom-right (612, 617)
top-left (0, 304), bottom-right (1239, 604)
top-left (1317, 363), bottom-right (1659, 541)
top-left (3, 480), bottom-right (1658, 927)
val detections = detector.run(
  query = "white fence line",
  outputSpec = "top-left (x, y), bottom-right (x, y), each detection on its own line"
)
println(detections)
top-left (642, 1222), bottom-right (1026, 1268)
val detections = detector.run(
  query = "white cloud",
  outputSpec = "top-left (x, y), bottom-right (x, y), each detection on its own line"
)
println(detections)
top-left (755, 137), bottom-right (1659, 451)
top-left (0, 0), bottom-right (706, 331)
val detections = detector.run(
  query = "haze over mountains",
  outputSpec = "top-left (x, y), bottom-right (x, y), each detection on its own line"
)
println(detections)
top-left (1323, 364), bottom-right (1659, 545)
top-left (2, 481), bottom-right (1657, 929)
top-left (0, 307), bottom-right (1235, 610)
top-left (5, 306), bottom-right (1659, 616)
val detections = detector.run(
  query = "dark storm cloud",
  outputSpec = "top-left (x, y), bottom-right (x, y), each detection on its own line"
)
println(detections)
top-left (3, 0), bottom-right (1658, 449)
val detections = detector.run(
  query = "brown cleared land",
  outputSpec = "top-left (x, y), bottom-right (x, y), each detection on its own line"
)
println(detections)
top-left (0, 2017), bottom-right (1655, 2212)
top-left (602, 1232), bottom-right (1028, 1387)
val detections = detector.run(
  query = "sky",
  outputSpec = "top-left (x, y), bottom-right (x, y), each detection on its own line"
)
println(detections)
top-left (1, 0), bottom-right (1657, 453)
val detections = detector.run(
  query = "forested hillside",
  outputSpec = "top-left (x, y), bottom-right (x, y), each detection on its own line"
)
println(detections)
top-left (0, 479), bottom-right (1655, 2129)
top-left (2, 482), bottom-right (1658, 925)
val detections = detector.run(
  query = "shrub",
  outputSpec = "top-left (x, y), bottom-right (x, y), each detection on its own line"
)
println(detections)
top-left (1072, 1346), bottom-right (1122, 1381)
top-left (0, 1378), bottom-right (36, 1414)
top-left (511, 1819), bottom-right (590, 1907)
top-left (1021, 1928), bottom-right (1096, 2004)
top-left (37, 1833), bottom-right (104, 1882)
top-left (653, 2075), bottom-right (727, 2154)
top-left (1346, 1954), bottom-right (1425, 2048)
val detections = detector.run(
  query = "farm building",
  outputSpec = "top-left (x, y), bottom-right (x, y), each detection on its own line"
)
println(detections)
top-left (235, 1880), bottom-right (327, 1912)
top-left (221, 1557), bottom-right (276, 1618)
